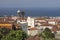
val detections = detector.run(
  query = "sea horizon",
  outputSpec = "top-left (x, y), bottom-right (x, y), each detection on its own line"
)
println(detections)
top-left (0, 7), bottom-right (60, 17)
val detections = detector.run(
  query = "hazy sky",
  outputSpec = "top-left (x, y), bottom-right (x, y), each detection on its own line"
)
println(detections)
top-left (0, 0), bottom-right (60, 8)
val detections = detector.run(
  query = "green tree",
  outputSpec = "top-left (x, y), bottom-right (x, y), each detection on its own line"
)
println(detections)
top-left (39, 28), bottom-right (55, 39)
top-left (0, 27), bottom-right (10, 36)
top-left (0, 33), bottom-right (3, 40)
top-left (0, 28), bottom-right (10, 40)
top-left (2, 30), bottom-right (27, 40)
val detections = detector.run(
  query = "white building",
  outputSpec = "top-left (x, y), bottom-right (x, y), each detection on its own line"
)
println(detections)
top-left (11, 16), bottom-right (17, 20)
top-left (47, 19), bottom-right (57, 25)
top-left (16, 17), bottom-right (28, 33)
top-left (35, 23), bottom-right (53, 30)
top-left (20, 22), bottom-right (28, 33)
top-left (27, 16), bottom-right (35, 28)
top-left (27, 28), bottom-right (38, 36)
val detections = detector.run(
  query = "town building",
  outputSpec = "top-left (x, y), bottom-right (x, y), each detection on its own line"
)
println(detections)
top-left (27, 16), bottom-right (35, 28)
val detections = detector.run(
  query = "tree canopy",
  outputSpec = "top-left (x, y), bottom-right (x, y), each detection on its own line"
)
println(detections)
top-left (39, 28), bottom-right (55, 40)
top-left (2, 30), bottom-right (27, 40)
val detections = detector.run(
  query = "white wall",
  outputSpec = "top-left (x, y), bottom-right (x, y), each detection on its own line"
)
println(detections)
top-left (28, 30), bottom-right (38, 36)
top-left (27, 17), bottom-right (35, 28)
top-left (21, 23), bottom-right (28, 33)
top-left (35, 20), bottom-right (46, 22)
top-left (48, 22), bottom-right (56, 25)
top-left (37, 26), bottom-right (52, 29)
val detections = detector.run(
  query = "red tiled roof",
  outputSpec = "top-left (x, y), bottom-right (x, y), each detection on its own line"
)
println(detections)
top-left (35, 18), bottom-right (46, 20)
top-left (51, 26), bottom-right (59, 32)
top-left (0, 17), bottom-right (15, 22)
top-left (40, 23), bottom-right (53, 26)
top-left (17, 17), bottom-right (27, 20)
top-left (6, 19), bottom-right (15, 21)
top-left (28, 28), bottom-right (38, 30)
top-left (47, 19), bottom-right (60, 22)
top-left (0, 22), bottom-right (12, 24)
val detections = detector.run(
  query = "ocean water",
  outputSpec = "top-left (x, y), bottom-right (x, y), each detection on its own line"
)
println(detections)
top-left (0, 8), bottom-right (60, 17)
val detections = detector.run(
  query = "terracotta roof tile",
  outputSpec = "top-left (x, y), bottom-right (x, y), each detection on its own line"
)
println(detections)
top-left (0, 22), bottom-right (12, 24)
top-left (40, 23), bottom-right (53, 26)
top-left (28, 28), bottom-right (38, 30)
top-left (0, 18), bottom-right (15, 22)
top-left (17, 17), bottom-right (27, 20)
top-left (51, 27), bottom-right (59, 32)
top-left (35, 18), bottom-right (46, 20)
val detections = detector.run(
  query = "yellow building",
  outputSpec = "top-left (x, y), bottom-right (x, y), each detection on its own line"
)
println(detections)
top-left (0, 22), bottom-right (13, 29)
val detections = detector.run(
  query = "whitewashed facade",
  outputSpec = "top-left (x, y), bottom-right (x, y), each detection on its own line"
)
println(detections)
top-left (27, 16), bottom-right (35, 28)
top-left (27, 28), bottom-right (38, 36)
top-left (48, 21), bottom-right (56, 25)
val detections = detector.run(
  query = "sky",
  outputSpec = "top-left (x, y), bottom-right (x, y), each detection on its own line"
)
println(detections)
top-left (0, 0), bottom-right (60, 8)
